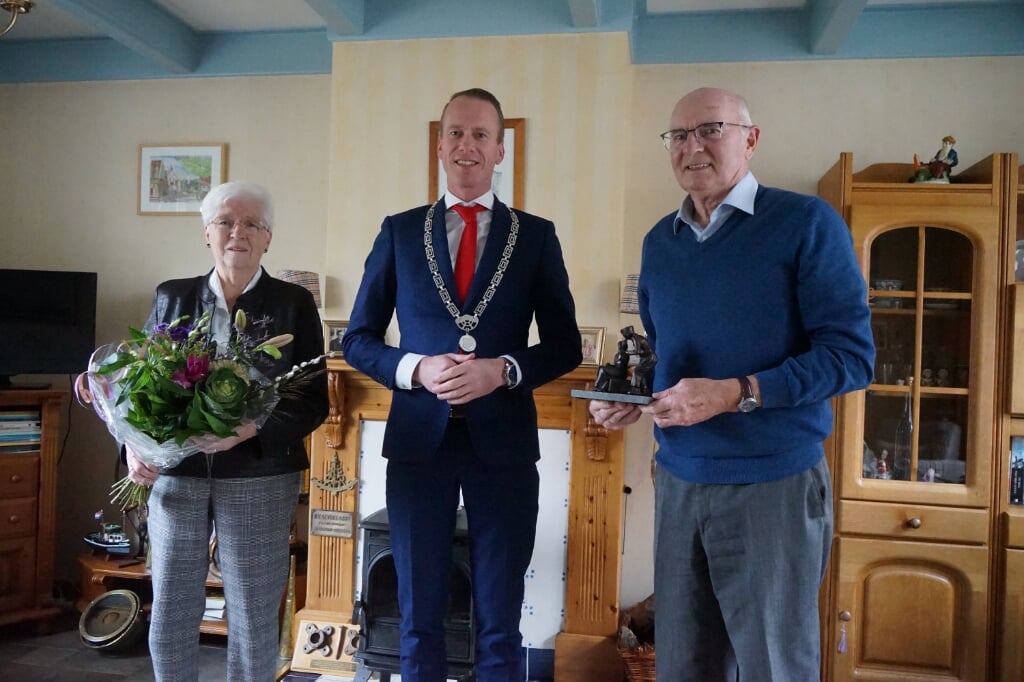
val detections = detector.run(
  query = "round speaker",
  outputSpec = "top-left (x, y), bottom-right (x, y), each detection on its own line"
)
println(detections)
top-left (79, 589), bottom-right (147, 653)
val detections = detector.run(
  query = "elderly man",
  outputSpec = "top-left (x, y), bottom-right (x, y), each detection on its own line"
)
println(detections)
top-left (590, 87), bottom-right (874, 681)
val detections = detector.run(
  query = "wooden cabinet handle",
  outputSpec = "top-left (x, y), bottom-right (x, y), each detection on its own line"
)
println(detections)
top-left (8, 515), bottom-right (20, 524)
top-left (839, 610), bottom-right (852, 621)
top-left (9, 474), bottom-right (22, 483)
top-left (906, 517), bottom-right (922, 529)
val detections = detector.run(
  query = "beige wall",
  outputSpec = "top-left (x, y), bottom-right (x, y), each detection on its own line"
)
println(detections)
top-left (2, 33), bottom-right (1023, 608)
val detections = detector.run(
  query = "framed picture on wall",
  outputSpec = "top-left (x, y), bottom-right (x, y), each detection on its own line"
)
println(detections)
top-left (324, 319), bottom-right (348, 355)
top-left (579, 326), bottom-right (605, 367)
top-left (138, 143), bottom-right (227, 216)
top-left (428, 118), bottom-right (525, 208)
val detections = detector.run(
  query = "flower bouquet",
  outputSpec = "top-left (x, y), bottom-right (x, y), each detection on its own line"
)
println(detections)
top-left (77, 309), bottom-right (303, 509)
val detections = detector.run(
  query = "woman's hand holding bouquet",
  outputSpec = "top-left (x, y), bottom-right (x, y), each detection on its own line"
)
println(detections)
top-left (78, 309), bottom-right (316, 509)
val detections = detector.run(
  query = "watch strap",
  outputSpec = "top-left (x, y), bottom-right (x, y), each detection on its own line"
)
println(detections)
top-left (738, 375), bottom-right (754, 400)
top-left (737, 375), bottom-right (760, 411)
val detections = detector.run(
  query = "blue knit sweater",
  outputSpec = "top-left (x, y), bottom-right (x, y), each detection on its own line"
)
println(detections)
top-left (639, 186), bottom-right (875, 484)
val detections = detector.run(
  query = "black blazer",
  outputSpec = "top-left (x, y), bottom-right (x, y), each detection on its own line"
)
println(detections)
top-left (144, 268), bottom-right (329, 478)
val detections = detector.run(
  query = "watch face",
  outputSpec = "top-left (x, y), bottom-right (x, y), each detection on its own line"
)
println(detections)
top-left (504, 360), bottom-right (518, 387)
top-left (738, 397), bottom-right (759, 413)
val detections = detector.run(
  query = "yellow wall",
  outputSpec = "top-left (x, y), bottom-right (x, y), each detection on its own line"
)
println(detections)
top-left (1, 32), bottom-right (1023, 607)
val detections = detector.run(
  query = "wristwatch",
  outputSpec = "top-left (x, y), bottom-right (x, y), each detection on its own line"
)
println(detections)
top-left (503, 358), bottom-right (519, 389)
top-left (737, 376), bottom-right (760, 413)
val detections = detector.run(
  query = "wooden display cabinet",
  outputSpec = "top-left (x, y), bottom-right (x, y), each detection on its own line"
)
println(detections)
top-left (998, 423), bottom-right (1024, 682)
top-left (994, 160), bottom-right (1023, 682)
top-left (0, 389), bottom-right (65, 631)
top-left (818, 153), bottom-right (1016, 681)
top-left (1008, 163), bottom-right (1024, 415)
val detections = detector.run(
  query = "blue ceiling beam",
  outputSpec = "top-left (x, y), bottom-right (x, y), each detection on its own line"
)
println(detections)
top-left (304, 0), bottom-right (364, 36)
top-left (838, 4), bottom-right (1024, 59)
top-left (0, 30), bottom-right (331, 83)
top-left (47, 0), bottom-right (199, 73)
top-left (808, 0), bottom-right (867, 55)
top-left (568, 0), bottom-right (601, 28)
top-left (631, 3), bottom-right (1024, 63)
top-left (344, 0), bottom-right (629, 40)
top-left (631, 8), bottom-right (807, 64)
top-left (0, 1), bottom-right (1021, 82)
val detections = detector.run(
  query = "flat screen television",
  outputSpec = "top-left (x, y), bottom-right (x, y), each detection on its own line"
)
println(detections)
top-left (0, 268), bottom-right (97, 388)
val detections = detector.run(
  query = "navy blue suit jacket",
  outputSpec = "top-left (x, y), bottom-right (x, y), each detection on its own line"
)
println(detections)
top-left (343, 198), bottom-right (582, 465)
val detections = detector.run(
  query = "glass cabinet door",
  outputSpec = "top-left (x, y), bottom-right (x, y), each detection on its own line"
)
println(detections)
top-left (865, 226), bottom-right (972, 484)
top-left (844, 204), bottom-right (998, 507)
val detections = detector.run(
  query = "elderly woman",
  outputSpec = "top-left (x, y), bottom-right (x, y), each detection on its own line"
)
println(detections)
top-left (126, 181), bottom-right (328, 682)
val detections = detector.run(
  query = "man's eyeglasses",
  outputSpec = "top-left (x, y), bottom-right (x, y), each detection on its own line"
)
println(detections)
top-left (208, 218), bottom-right (269, 234)
top-left (659, 122), bottom-right (753, 149)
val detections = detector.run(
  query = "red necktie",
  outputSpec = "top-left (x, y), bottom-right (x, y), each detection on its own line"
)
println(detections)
top-left (452, 204), bottom-right (485, 303)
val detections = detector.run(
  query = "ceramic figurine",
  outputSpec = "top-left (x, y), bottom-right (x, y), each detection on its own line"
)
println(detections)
top-left (911, 135), bottom-right (958, 183)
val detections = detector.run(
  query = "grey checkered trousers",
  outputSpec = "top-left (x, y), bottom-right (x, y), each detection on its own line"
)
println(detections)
top-left (146, 471), bottom-right (301, 682)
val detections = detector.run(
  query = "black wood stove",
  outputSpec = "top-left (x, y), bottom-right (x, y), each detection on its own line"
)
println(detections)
top-left (352, 507), bottom-right (475, 682)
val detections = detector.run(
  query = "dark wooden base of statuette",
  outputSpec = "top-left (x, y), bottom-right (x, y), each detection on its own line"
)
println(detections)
top-left (570, 389), bottom-right (653, 405)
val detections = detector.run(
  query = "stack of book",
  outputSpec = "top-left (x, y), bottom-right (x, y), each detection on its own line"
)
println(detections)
top-left (204, 591), bottom-right (226, 621)
top-left (0, 410), bottom-right (42, 454)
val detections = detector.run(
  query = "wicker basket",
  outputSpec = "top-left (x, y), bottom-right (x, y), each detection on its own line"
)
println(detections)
top-left (619, 642), bottom-right (655, 682)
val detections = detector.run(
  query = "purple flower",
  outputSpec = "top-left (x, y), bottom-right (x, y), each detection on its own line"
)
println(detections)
top-left (172, 354), bottom-right (210, 388)
top-left (167, 324), bottom-right (192, 343)
top-left (153, 321), bottom-right (193, 343)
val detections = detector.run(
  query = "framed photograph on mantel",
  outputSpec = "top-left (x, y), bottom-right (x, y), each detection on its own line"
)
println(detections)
top-left (429, 118), bottom-right (525, 208)
top-left (579, 326), bottom-right (606, 367)
top-left (138, 143), bottom-right (227, 216)
top-left (324, 319), bottom-right (348, 356)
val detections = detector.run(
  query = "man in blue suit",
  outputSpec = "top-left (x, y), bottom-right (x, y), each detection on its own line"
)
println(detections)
top-left (343, 88), bottom-right (582, 682)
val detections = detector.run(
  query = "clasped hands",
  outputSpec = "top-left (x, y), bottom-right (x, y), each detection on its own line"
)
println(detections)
top-left (589, 377), bottom-right (740, 431)
top-left (415, 352), bottom-right (505, 404)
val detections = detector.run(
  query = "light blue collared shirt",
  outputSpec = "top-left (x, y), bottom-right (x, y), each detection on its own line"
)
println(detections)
top-left (674, 171), bottom-right (759, 242)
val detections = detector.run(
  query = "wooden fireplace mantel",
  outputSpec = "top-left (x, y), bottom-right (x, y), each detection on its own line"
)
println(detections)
top-left (295, 360), bottom-right (626, 681)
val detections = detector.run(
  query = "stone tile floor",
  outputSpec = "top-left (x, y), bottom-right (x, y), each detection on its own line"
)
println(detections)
top-left (0, 610), bottom-right (229, 681)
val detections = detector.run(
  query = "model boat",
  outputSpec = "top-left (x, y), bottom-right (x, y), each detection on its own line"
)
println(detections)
top-left (83, 510), bottom-right (132, 555)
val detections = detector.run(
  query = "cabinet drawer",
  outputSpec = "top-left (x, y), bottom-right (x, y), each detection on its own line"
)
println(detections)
top-left (0, 456), bottom-right (39, 498)
top-left (1005, 512), bottom-right (1024, 549)
top-left (0, 498), bottom-right (38, 539)
top-left (839, 499), bottom-right (989, 544)
top-left (0, 536), bottom-right (36, 613)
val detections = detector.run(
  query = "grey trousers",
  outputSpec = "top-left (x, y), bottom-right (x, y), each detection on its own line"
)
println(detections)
top-left (653, 457), bottom-right (833, 682)
top-left (146, 471), bottom-right (301, 682)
